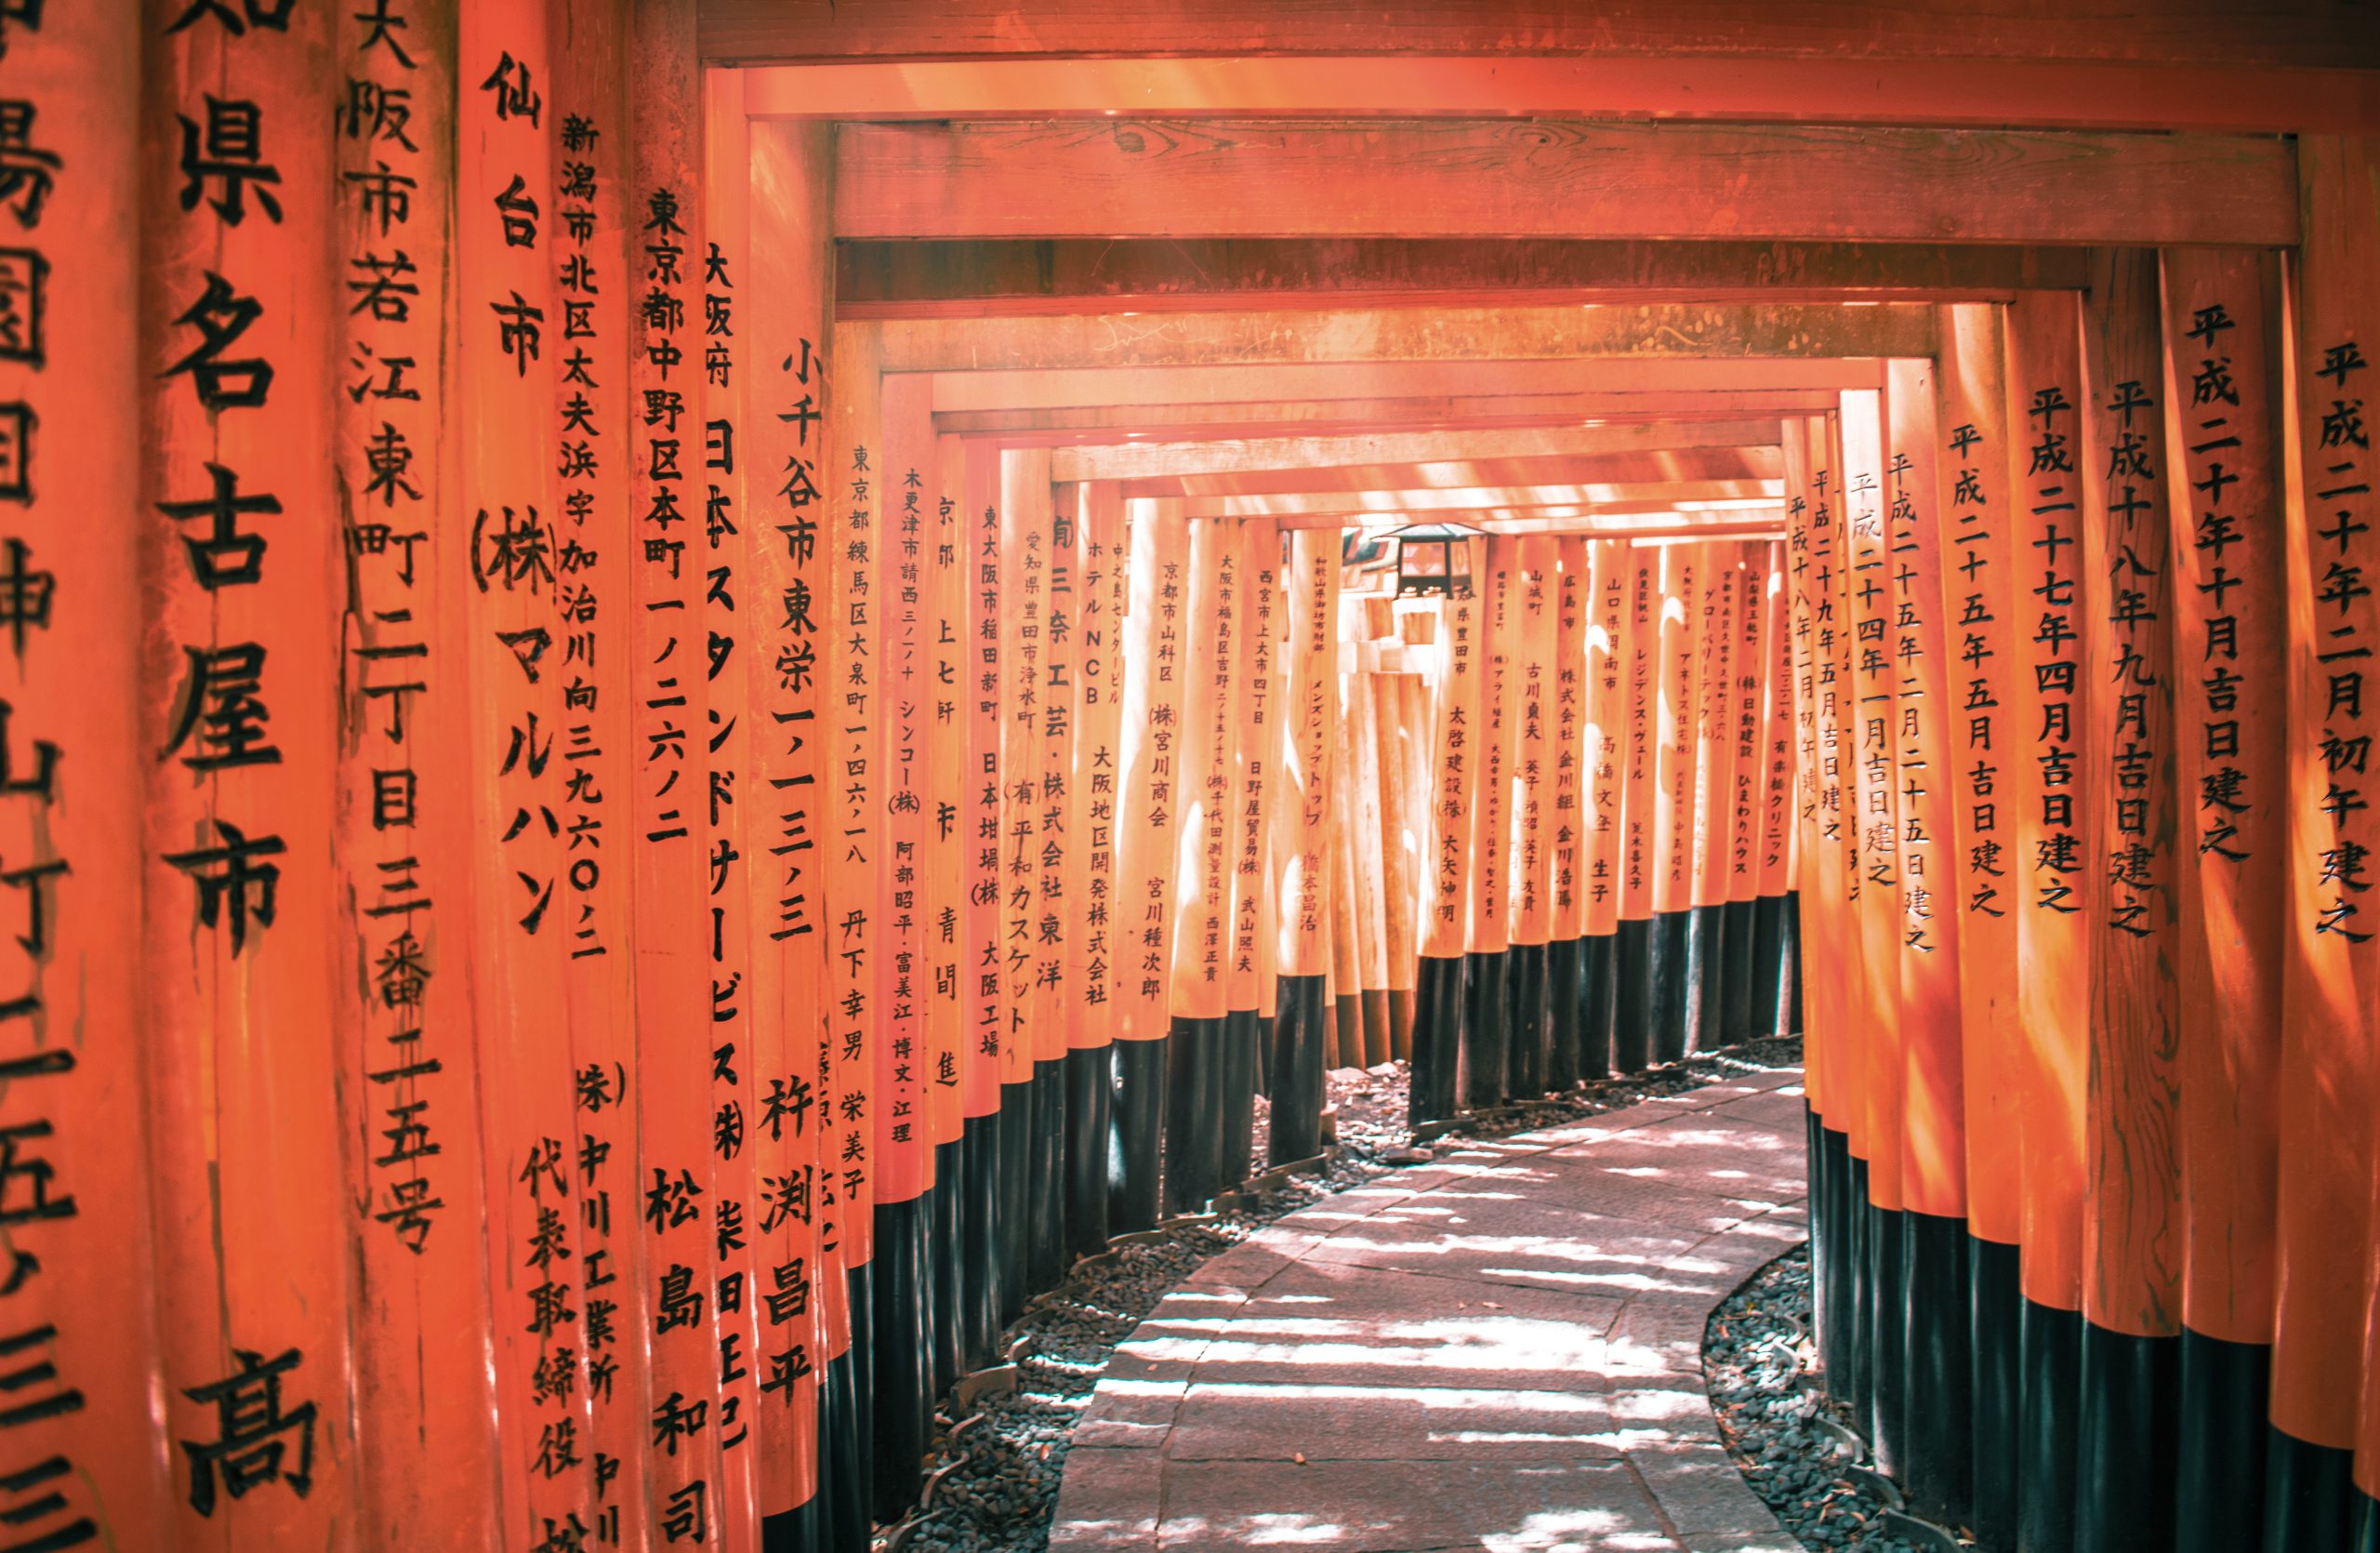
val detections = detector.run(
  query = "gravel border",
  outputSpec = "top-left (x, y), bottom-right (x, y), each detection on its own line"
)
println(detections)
top-left (893, 1037), bottom-right (1806, 1553)
top-left (1702, 1247), bottom-right (1976, 1551)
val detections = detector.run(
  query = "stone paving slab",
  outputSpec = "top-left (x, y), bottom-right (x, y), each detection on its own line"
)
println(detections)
top-left (1049, 1071), bottom-right (1812, 1552)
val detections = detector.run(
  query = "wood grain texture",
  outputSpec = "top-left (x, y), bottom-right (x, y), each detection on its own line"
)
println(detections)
top-left (834, 119), bottom-right (2298, 246)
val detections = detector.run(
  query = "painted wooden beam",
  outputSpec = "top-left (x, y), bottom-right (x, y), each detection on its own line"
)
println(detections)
top-left (741, 56), bottom-right (2380, 135)
top-left (1185, 478), bottom-right (1782, 517)
top-left (943, 390), bottom-right (1845, 442)
top-left (921, 357), bottom-right (1889, 414)
top-left (1120, 445), bottom-right (1782, 500)
top-left (1051, 418), bottom-right (1783, 482)
top-left (833, 120), bottom-right (2298, 246)
top-left (836, 238), bottom-right (2094, 319)
top-left (867, 301), bottom-right (1937, 373)
top-left (704, 1), bottom-right (2375, 71)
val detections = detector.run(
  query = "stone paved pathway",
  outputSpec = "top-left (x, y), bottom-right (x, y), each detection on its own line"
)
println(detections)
top-left (1047, 1069), bottom-right (1812, 1553)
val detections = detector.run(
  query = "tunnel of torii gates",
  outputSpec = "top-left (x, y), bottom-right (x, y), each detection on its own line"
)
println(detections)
top-left (14, 2), bottom-right (2380, 1551)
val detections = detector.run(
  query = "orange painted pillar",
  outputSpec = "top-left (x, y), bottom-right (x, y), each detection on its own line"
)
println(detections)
top-left (1221, 520), bottom-right (1280, 1183)
top-left (2069, 251), bottom-right (2188, 1548)
top-left (1722, 539), bottom-right (1768, 1045)
top-left (1463, 538), bottom-right (1517, 1105)
top-left (1580, 538), bottom-right (1630, 1079)
top-left (745, 115), bottom-right (831, 1533)
top-left (1549, 538), bottom-right (1590, 1085)
top-left (1166, 516), bottom-right (1237, 1208)
top-left (2173, 246), bottom-right (2370, 1539)
top-left (1936, 302), bottom-right (2024, 1546)
top-left (963, 440), bottom-right (1014, 1328)
top-left (1652, 541), bottom-right (1701, 1065)
top-left (1413, 551), bottom-right (1478, 1122)
top-left (1884, 356), bottom-right (1973, 1523)
top-left (1686, 541), bottom-right (1738, 1054)
top-left (1506, 534), bottom-right (1558, 1096)
top-left (1613, 545), bottom-right (1664, 1074)
top-left (871, 372), bottom-right (936, 1515)
top-left (922, 434), bottom-right (969, 1403)
top-left (1110, 498), bottom-right (1188, 1226)
top-left (2, 11), bottom-right (177, 1552)
top-left (1065, 482), bottom-right (1126, 1240)
top-left (2293, 136), bottom-right (2380, 1532)
top-left (1029, 478), bottom-right (1078, 1270)
top-left (1275, 526), bottom-right (1339, 1151)
top-left (2004, 288), bottom-right (2096, 1547)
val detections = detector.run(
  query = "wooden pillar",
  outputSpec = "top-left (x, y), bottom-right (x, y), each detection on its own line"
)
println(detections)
top-left (1653, 541), bottom-right (1701, 1066)
top-left (1373, 665), bottom-right (1421, 1064)
top-left (1276, 528), bottom-right (1338, 1153)
top-left (1027, 473), bottom-right (1077, 1272)
top-left (2171, 246), bottom-right (2368, 1538)
top-left (1937, 301), bottom-right (2024, 1549)
top-left (1580, 538), bottom-right (1629, 1080)
top-left (1166, 515), bottom-right (1235, 1210)
top-left (2294, 135), bottom-right (2380, 1528)
top-left (1413, 551), bottom-right (1478, 1122)
top-left (1548, 538), bottom-right (1589, 1087)
top-left (1885, 355), bottom-right (1974, 1524)
top-left (1723, 538), bottom-right (1767, 1047)
top-left (1505, 535), bottom-right (1558, 1096)
top-left (2, 11), bottom-right (176, 1552)
top-left (1219, 520), bottom-right (1279, 1184)
top-left (1614, 545), bottom-right (1663, 1074)
top-left (2069, 250), bottom-right (2187, 1549)
top-left (747, 116), bottom-right (832, 1529)
top-left (923, 432), bottom-right (968, 1399)
top-left (2005, 288), bottom-right (2095, 1549)
top-left (1066, 481), bottom-right (1126, 1239)
top-left (1111, 498), bottom-right (1187, 1226)
top-left (1756, 536), bottom-right (1795, 1041)
top-left (1463, 539), bottom-right (1517, 1105)
top-left (1686, 540), bottom-right (1737, 1055)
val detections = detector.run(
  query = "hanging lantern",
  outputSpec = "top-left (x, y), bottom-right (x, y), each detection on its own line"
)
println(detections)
top-left (1392, 522), bottom-right (1481, 598)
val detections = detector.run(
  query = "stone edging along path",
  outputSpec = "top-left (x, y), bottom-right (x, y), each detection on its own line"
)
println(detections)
top-left (1046, 1068), bottom-right (1812, 1552)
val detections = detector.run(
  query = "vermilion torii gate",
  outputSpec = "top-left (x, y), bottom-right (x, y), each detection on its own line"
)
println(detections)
top-left (6, 4), bottom-right (2380, 1551)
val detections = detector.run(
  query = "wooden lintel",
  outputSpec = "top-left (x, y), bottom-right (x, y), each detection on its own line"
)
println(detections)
top-left (1050, 418), bottom-right (1781, 483)
top-left (833, 120), bottom-right (2298, 247)
top-left (835, 238), bottom-right (2094, 319)
top-left (704, 2), bottom-right (2375, 73)
top-left (921, 358), bottom-right (1887, 414)
top-left (1119, 445), bottom-right (1781, 501)
top-left (866, 302), bottom-right (1935, 374)
top-left (737, 56), bottom-right (2380, 135)
top-left (1184, 478), bottom-right (1781, 518)
top-left (944, 390), bottom-right (1845, 442)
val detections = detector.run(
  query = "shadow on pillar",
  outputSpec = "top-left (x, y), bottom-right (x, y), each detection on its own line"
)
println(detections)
top-left (1971, 1235), bottom-right (2023, 1553)
top-left (2074, 1323), bottom-right (2178, 1552)
top-left (1408, 955), bottom-right (1464, 1126)
top-left (1270, 975), bottom-right (1329, 1163)
top-left (1507, 941), bottom-right (1551, 1099)
top-left (1108, 1039), bottom-right (1166, 1235)
top-left (1063, 1044), bottom-right (1111, 1260)
top-left (1460, 949), bottom-right (1510, 1108)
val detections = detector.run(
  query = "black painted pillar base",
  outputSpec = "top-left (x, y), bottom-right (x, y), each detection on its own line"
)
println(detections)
top-left (1507, 941), bottom-right (1551, 1100)
top-left (959, 1112), bottom-right (1001, 1374)
top-left (1579, 932), bottom-right (1615, 1081)
top-left (1388, 986), bottom-right (1415, 1064)
top-left (819, 1340), bottom-right (866, 1553)
top-left (1612, 918), bottom-right (1654, 1074)
top-left (846, 1262), bottom-right (877, 1546)
top-left (1218, 1007), bottom-right (1260, 1194)
top-left (1408, 956), bottom-right (1464, 1126)
top-left (1109, 1039), bottom-right (1166, 1235)
top-left (1270, 974), bottom-right (1329, 1163)
top-left (931, 1136), bottom-right (964, 1398)
top-left (1819, 1129), bottom-right (1857, 1388)
top-left (1684, 902), bottom-right (1719, 1054)
top-left (2355, 1485), bottom-right (2379, 1552)
top-left (1653, 909), bottom-right (1691, 1064)
top-left (1162, 1015), bottom-right (1222, 1215)
top-left (1361, 988), bottom-right (1393, 1068)
top-left (2018, 1296), bottom-right (2083, 1553)
top-left (1332, 990), bottom-right (1364, 1069)
top-left (1029, 1059), bottom-right (1068, 1294)
top-left (2265, 1426), bottom-right (2360, 1551)
top-left (2176, 1328), bottom-right (2270, 1553)
top-left (1460, 949), bottom-right (1510, 1110)
top-left (871, 1198), bottom-right (930, 1521)
top-left (1781, 890), bottom-right (1804, 1035)
top-left (1900, 1212), bottom-right (1975, 1530)
top-left (1844, 1154), bottom-right (1873, 1440)
top-left (762, 1492), bottom-right (821, 1553)
top-left (1805, 1107), bottom-right (1827, 1360)
top-left (1546, 936), bottom-right (1583, 1092)
top-left (1063, 1045), bottom-right (1112, 1261)
top-left (1971, 1235), bottom-right (2024, 1553)
top-left (1868, 1201), bottom-right (1908, 1478)
top-left (2074, 1321), bottom-right (2180, 1552)
top-left (996, 1080), bottom-right (1034, 1323)
top-left (1751, 894), bottom-right (1786, 1039)
top-left (1719, 897), bottom-right (1756, 1046)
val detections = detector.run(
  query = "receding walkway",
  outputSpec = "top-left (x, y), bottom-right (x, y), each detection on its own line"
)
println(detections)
top-left (1048, 1069), bottom-right (1812, 1553)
